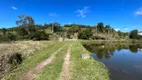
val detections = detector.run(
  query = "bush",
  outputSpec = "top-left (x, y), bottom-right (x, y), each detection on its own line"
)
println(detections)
top-left (91, 36), bottom-right (105, 40)
top-left (91, 36), bottom-right (96, 40)
top-left (129, 30), bottom-right (138, 39)
top-left (78, 28), bottom-right (92, 39)
top-left (29, 30), bottom-right (50, 40)
top-left (0, 33), bottom-right (17, 42)
top-left (7, 33), bottom-right (17, 41)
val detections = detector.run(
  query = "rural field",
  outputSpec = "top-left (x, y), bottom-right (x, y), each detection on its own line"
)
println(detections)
top-left (1, 0), bottom-right (142, 80)
top-left (0, 41), bottom-right (109, 80)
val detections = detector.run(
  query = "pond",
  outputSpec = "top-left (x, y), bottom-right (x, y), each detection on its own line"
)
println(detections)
top-left (83, 42), bottom-right (142, 80)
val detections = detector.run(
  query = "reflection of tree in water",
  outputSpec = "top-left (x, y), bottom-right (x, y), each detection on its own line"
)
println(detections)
top-left (129, 45), bottom-right (138, 53)
top-left (83, 43), bottom-right (142, 59)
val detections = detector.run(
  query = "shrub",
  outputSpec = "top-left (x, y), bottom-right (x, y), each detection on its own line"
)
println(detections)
top-left (0, 33), bottom-right (17, 42)
top-left (78, 28), bottom-right (93, 39)
top-left (7, 33), bottom-right (17, 41)
top-left (129, 29), bottom-right (138, 39)
top-left (29, 30), bottom-right (50, 40)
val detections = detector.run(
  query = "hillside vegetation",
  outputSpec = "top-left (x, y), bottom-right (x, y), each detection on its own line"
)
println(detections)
top-left (1, 15), bottom-right (141, 43)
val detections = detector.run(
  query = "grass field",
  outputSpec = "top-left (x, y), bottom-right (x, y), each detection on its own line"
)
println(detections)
top-left (70, 41), bottom-right (109, 80)
top-left (2, 41), bottom-right (109, 80)
top-left (0, 41), bottom-right (54, 58)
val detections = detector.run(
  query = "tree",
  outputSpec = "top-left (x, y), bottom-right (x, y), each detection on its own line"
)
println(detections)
top-left (118, 30), bottom-right (122, 36)
top-left (70, 24), bottom-right (79, 33)
top-left (43, 23), bottom-right (50, 29)
top-left (64, 24), bottom-right (71, 27)
top-left (50, 22), bottom-right (61, 32)
top-left (30, 30), bottom-right (50, 40)
top-left (16, 15), bottom-right (34, 25)
top-left (78, 28), bottom-right (93, 39)
top-left (129, 29), bottom-right (138, 39)
top-left (16, 15), bottom-right (35, 35)
top-left (1, 28), bottom-right (7, 36)
top-left (105, 25), bottom-right (111, 34)
top-left (97, 22), bottom-right (104, 33)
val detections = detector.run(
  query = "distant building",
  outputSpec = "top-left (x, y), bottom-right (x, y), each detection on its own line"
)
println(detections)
top-left (138, 31), bottom-right (142, 36)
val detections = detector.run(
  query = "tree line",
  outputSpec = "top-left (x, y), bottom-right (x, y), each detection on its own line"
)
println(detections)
top-left (0, 15), bottom-right (141, 42)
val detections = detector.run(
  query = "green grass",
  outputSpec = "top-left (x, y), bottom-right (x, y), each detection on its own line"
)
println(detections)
top-left (4, 40), bottom-right (110, 80)
top-left (35, 42), bottom-right (71, 80)
top-left (4, 41), bottom-right (67, 80)
top-left (70, 41), bottom-right (109, 80)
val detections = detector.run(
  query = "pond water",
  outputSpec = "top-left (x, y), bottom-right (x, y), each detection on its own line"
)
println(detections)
top-left (83, 43), bottom-right (142, 80)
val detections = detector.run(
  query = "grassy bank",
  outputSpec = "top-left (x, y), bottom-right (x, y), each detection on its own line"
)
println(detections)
top-left (4, 41), bottom-right (67, 80)
top-left (70, 41), bottom-right (109, 80)
top-left (0, 41), bottom-right (54, 79)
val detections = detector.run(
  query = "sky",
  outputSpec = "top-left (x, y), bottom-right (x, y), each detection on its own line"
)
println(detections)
top-left (0, 0), bottom-right (142, 32)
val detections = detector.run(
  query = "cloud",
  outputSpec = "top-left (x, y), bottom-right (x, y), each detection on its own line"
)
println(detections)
top-left (135, 8), bottom-right (142, 15)
top-left (115, 28), bottom-right (120, 31)
top-left (132, 26), bottom-right (136, 28)
top-left (48, 13), bottom-right (59, 17)
top-left (76, 6), bottom-right (90, 18)
top-left (124, 27), bottom-right (128, 31)
top-left (11, 6), bottom-right (17, 10)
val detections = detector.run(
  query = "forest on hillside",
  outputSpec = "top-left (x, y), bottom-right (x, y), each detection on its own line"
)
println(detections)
top-left (0, 15), bottom-right (141, 42)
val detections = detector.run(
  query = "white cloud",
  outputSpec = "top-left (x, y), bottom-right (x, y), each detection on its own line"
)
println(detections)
top-left (11, 6), bottom-right (17, 10)
top-left (124, 28), bottom-right (128, 31)
top-left (115, 28), bottom-right (120, 31)
top-left (48, 13), bottom-right (59, 17)
top-left (76, 6), bottom-right (90, 18)
top-left (135, 8), bottom-right (142, 15)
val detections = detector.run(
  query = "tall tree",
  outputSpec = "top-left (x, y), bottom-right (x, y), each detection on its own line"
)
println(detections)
top-left (16, 15), bottom-right (35, 34)
top-left (16, 15), bottom-right (34, 26)
top-left (97, 22), bottom-right (104, 33)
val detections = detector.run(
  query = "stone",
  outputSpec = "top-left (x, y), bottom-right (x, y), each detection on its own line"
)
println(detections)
top-left (81, 54), bottom-right (90, 59)
top-left (59, 37), bottom-right (63, 41)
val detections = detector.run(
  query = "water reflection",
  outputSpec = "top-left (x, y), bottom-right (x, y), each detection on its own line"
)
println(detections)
top-left (83, 43), bottom-right (142, 59)
top-left (83, 42), bottom-right (142, 80)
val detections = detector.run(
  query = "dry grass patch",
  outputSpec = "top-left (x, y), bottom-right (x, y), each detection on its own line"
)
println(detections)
top-left (0, 41), bottom-right (54, 79)
top-left (0, 41), bottom-right (53, 58)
